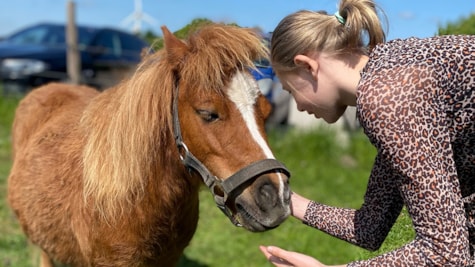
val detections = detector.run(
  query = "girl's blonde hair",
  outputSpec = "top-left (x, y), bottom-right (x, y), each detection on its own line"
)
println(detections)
top-left (271, 0), bottom-right (386, 74)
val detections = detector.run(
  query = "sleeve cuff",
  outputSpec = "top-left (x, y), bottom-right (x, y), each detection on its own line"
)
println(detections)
top-left (303, 200), bottom-right (319, 227)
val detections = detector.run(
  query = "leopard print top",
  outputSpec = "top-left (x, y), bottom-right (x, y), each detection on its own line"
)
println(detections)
top-left (304, 35), bottom-right (475, 266)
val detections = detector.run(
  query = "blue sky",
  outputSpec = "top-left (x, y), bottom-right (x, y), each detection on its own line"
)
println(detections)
top-left (0, 0), bottom-right (474, 41)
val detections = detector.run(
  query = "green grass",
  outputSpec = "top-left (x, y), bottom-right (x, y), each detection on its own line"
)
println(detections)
top-left (0, 95), bottom-right (39, 267)
top-left (0, 93), bottom-right (414, 267)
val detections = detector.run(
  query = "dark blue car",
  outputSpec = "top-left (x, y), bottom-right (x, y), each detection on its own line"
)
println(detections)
top-left (0, 23), bottom-right (149, 94)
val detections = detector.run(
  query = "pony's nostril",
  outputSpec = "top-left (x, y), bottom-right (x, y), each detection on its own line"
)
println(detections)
top-left (259, 183), bottom-right (273, 200)
top-left (283, 182), bottom-right (291, 203)
top-left (256, 182), bottom-right (277, 211)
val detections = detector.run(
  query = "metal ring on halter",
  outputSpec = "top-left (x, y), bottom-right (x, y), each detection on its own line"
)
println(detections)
top-left (176, 141), bottom-right (189, 162)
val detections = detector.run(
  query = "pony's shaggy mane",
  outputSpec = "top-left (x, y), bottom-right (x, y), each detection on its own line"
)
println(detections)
top-left (80, 24), bottom-right (268, 222)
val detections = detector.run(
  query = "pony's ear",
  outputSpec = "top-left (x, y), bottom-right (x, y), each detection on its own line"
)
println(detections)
top-left (257, 94), bottom-right (273, 121)
top-left (161, 25), bottom-right (188, 68)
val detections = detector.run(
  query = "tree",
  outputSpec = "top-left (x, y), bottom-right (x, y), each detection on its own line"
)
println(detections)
top-left (438, 13), bottom-right (475, 35)
top-left (140, 30), bottom-right (163, 50)
top-left (174, 18), bottom-right (214, 39)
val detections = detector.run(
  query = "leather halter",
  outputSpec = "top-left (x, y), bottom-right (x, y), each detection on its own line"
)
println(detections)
top-left (172, 83), bottom-right (290, 227)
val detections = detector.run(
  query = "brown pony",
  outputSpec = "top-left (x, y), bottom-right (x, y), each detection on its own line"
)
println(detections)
top-left (7, 24), bottom-right (291, 266)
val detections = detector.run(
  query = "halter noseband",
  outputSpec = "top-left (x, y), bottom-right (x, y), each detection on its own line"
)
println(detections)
top-left (172, 83), bottom-right (290, 227)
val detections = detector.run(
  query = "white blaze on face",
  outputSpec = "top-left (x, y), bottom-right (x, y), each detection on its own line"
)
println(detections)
top-left (226, 71), bottom-right (286, 196)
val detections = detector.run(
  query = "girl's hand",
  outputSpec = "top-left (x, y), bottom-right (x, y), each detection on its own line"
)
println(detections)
top-left (259, 245), bottom-right (324, 267)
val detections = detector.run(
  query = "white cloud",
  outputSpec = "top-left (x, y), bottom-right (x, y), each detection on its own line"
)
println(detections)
top-left (398, 11), bottom-right (415, 20)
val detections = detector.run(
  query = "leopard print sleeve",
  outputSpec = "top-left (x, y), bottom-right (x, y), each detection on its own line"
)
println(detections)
top-left (304, 35), bottom-right (475, 267)
top-left (304, 153), bottom-right (404, 250)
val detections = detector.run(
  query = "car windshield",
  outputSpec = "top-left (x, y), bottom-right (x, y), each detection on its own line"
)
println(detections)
top-left (5, 24), bottom-right (97, 46)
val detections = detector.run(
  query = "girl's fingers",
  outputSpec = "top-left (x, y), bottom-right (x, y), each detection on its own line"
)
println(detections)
top-left (260, 246), bottom-right (294, 266)
top-left (259, 245), bottom-right (272, 259)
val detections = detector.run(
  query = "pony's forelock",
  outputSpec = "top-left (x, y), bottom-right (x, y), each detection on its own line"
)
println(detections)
top-left (182, 25), bottom-right (268, 93)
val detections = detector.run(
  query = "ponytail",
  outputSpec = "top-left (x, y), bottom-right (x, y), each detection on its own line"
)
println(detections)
top-left (271, 0), bottom-right (386, 74)
top-left (337, 0), bottom-right (386, 51)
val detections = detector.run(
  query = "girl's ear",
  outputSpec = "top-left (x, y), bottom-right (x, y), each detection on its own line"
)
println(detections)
top-left (294, 54), bottom-right (319, 79)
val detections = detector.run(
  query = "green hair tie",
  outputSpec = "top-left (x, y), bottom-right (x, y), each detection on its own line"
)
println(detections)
top-left (334, 11), bottom-right (346, 25)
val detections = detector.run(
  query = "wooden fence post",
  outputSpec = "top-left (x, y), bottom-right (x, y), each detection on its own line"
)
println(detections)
top-left (66, 0), bottom-right (81, 85)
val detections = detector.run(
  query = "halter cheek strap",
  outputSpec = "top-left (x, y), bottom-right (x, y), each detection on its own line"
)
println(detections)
top-left (172, 84), bottom-right (290, 227)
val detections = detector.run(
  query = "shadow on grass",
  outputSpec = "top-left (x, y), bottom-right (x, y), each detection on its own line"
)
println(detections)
top-left (178, 254), bottom-right (209, 267)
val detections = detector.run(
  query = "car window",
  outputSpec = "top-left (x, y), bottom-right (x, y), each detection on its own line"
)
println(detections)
top-left (77, 27), bottom-right (98, 46)
top-left (119, 32), bottom-right (147, 60)
top-left (6, 24), bottom-right (98, 47)
top-left (93, 31), bottom-right (122, 57)
top-left (119, 33), bottom-right (145, 51)
top-left (7, 25), bottom-right (54, 45)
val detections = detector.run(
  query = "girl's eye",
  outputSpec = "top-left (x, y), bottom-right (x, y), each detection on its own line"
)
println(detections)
top-left (197, 110), bottom-right (219, 123)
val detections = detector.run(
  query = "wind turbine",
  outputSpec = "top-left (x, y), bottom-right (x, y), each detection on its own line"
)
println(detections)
top-left (121, 0), bottom-right (158, 34)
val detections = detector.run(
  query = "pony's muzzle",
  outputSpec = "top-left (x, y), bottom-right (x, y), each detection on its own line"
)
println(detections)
top-left (233, 173), bottom-right (291, 232)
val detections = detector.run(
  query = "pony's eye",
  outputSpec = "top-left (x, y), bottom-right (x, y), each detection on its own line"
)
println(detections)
top-left (197, 110), bottom-right (219, 123)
